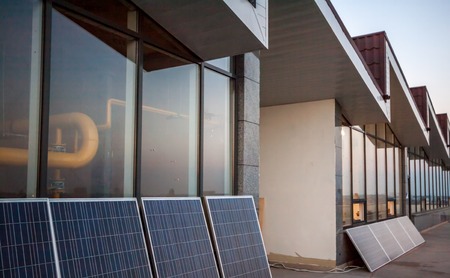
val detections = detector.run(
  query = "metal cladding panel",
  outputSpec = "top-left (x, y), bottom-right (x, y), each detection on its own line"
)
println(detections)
top-left (346, 226), bottom-right (390, 272)
top-left (398, 217), bottom-right (425, 246)
top-left (436, 114), bottom-right (449, 144)
top-left (386, 219), bottom-right (415, 253)
top-left (369, 222), bottom-right (403, 260)
top-left (410, 87), bottom-right (429, 126)
top-left (353, 32), bottom-right (387, 95)
top-left (50, 199), bottom-right (152, 278)
top-left (141, 198), bottom-right (219, 278)
top-left (0, 199), bottom-right (59, 278)
top-left (205, 196), bottom-right (272, 278)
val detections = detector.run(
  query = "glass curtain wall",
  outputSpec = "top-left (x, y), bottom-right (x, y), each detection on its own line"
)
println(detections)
top-left (0, 0), bottom-right (236, 198)
top-left (342, 123), bottom-right (404, 227)
top-left (408, 147), bottom-right (450, 214)
top-left (0, 0), bottom-right (42, 197)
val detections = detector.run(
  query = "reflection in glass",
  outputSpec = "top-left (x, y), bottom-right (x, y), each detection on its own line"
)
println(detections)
top-left (366, 135), bottom-right (377, 221)
top-left (395, 147), bottom-right (402, 215)
top-left (387, 144), bottom-right (395, 199)
top-left (48, 9), bottom-right (136, 197)
top-left (352, 129), bottom-right (365, 199)
top-left (377, 140), bottom-right (386, 219)
top-left (140, 46), bottom-right (198, 197)
top-left (353, 202), bottom-right (365, 222)
top-left (410, 156), bottom-right (417, 213)
top-left (62, 0), bottom-right (138, 30)
top-left (342, 126), bottom-right (351, 226)
top-left (0, 0), bottom-right (42, 197)
top-left (206, 57), bottom-right (232, 72)
top-left (203, 69), bottom-right (233, 195)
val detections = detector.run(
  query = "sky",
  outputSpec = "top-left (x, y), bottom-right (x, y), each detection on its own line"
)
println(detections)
top-left (331, 0), bottom-right (450, 117)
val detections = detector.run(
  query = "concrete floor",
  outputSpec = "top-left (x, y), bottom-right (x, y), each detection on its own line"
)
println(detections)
top-left (271, 222), bottom-right (450, 277)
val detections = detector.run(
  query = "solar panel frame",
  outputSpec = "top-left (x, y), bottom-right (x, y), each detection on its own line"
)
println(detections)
top-left (345, 225), bottom-right (390, 272)
top-left (141, 197), bottom-right (220, 278)
top-left (0, 198), bottom-right (61, 278)
top-left (49, 198), bottom-right (153, 278)
top-left (204, 196), bottom-right (272, 278)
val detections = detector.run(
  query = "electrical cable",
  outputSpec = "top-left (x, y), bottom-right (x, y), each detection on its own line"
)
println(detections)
top-left (270, 262), bottom-right (364, 274)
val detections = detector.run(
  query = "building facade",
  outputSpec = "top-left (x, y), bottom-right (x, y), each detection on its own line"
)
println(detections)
top-left (259, 0), bottom-right (450, 269)
top-left (0, 0), bottom-right (266, 200)
top-left (2, 0), bottom-right (450, 272)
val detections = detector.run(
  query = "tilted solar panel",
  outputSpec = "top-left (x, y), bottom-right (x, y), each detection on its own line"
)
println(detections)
top-left (0, 199), bottom-right (60, 277)
top-left (386, 218), bottom-right (415, 253)
top-left (204, 196), bottom-right (272, 278)
top-left (142, 197), bottom-right (219, 278)
top-left (397, 216), bottom-right (425, 246)
top-left (369, 222), bottom-right (403, 260)
top-left (346, 225), bottom-right (390, 272)
top-left (49, 198), bottom-right (152, 278)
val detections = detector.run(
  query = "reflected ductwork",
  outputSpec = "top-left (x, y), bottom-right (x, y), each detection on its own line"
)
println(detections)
top-left (0, 112), bottom-right (98, 168)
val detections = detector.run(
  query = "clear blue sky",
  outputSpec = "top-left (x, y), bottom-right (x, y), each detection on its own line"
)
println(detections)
top-left (331, 0), bottom-right (450, 117)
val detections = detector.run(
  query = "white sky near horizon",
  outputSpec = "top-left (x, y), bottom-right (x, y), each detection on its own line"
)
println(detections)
top-left (331, 0), bottom-right (450, 117)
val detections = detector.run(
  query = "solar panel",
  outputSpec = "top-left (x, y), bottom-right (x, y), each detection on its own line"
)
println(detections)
top-left (369, 222), bottom-right (403, 260)
top-left (141, 197), bottom-right (219, 278)
top-left (386, 218), bottom-right (415, 253)
top-left (397, 216), bottom-right (425, 246)
top-left (49, 198), bottom-right (152, 278)
top-left (346, 225), bottom-right (390, 272)
top-left (0, 199), bottom-right (60, 277)
top-left (204, 196), bottom-right (272, 278)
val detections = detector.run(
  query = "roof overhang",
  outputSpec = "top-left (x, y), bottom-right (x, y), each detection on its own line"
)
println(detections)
top-left (260, 0), bottom-right (389, 125)
top-left (131, 0), bottom-right (268, 60)
top-left (425, 101), bottom-right (450, 163)
top-left (386, 43), bottom-right (429, 146)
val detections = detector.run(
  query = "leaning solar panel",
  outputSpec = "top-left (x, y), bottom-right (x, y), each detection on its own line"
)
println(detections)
top-left (142, 197), bottom-right (219, 278)
top-left (0, 199), bottom-right (60, 277)
top-left (204, 196), bottom-right (272, 278)
top-left (49, 198), bottom-right (152, 278)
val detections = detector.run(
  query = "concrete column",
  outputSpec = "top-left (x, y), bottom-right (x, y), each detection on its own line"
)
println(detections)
top-left (235, 52), bottom-right (260, 203)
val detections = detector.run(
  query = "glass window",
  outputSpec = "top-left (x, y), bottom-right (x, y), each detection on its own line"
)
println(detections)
top-left (424, 160), bottom-right (430, 210)
top-left (366, 135), bottom-right (377, 222)
top-left (410, 155), bottom-right (417, 213)
top-left (202, 69), bottom-right (233, 195)
top-left (420, 159), bottom-right (426, 210)
top-left (206, 57), bottom-right (232, 72)
top-left (48, 8), bottom-right (136, 197)
top-left (352, 129), bottom-right (365, 201)
top-left (140, 45), bottom-right (199, 197)
top-left (386, 143), bottom-right (395, 217)
top-left (0, 0), bottom-right (42, 197)
top-left (377, 139), bottom-right (387, 219)
top-left (342, 126), bottom-right (351, 226)
top-left (395, 147), bottom-right (402, 216)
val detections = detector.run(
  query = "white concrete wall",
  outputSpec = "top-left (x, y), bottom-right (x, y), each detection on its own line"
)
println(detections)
top-left (260, 100), bottom-right (337, 263)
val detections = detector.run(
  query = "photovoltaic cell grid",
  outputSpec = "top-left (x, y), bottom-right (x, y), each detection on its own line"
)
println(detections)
top-left (346, 225), bottom-right (390, 272)
top-left (142, 198), bottom-right (219, 278)
top-left (205, 196), bottom-right (272, 278)
top-left (346, 217), bottom-right (425, 272)
top-left (369, 222), bottom-right (403, 260)
top-left (0, 199), bottom-right (59, 278)
top-left (50, 199), bottom-right (152, 278)
top-left (397, 216), bottom-right (425, 246)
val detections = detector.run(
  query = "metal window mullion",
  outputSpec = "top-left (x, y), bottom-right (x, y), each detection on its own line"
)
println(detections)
top-left (134, 38), bottom-right (143, 199)
top-left (38, 0), bottom-right (53, 197)
top-left (198, 63), bottom-right (205, 197)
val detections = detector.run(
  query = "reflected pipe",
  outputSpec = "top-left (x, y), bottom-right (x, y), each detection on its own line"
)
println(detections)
top-left (0, 112), bottom-right (98, 168)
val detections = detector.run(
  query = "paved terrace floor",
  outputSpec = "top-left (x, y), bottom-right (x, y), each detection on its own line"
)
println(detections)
top-left (271, 222), bottom-right (450, 277)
